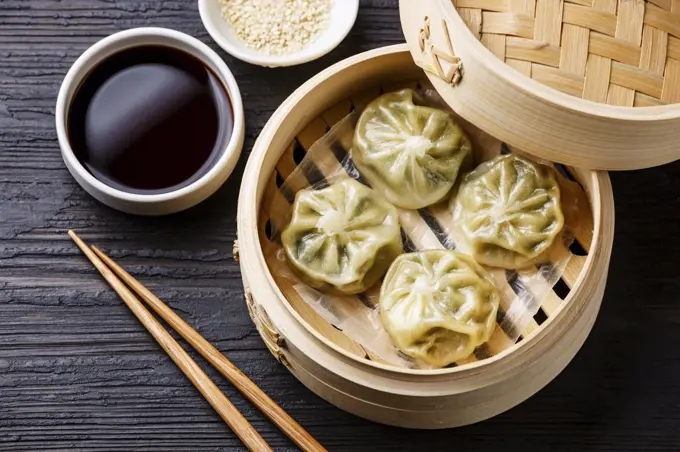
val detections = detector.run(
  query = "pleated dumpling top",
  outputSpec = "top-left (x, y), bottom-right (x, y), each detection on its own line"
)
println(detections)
top-left (451, 154), bottom-right (565, 269)
top-left (282, 179), bottom-right (403, 295)
top-left (380, 250), bottom-right (500, 367)
top-left (353, 89), bottom-right (472, 209)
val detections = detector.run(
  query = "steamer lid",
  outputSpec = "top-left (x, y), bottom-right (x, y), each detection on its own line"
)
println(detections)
top-left (399, 0), bottom-right (680, 171)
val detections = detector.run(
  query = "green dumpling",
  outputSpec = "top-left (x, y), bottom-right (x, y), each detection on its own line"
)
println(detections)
top-left (353, 89), bottom-right (472, 209)
top-left (380, 250), bottom-right (499, 367)
top-left (451, 154), bottom-right (565, 269)
top-left (281, 179), bottom-right (403, 295)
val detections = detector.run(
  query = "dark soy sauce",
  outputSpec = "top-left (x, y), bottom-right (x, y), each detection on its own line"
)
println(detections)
top-left (68, 45), bottom-right (233, 194)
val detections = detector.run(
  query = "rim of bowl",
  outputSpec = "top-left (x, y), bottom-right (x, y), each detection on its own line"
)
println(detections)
top-left (55, 27), bottom-right (245, 204)
top-left (198, 0), bottom-right (359, 67)
top-left (238, 45), bottom-right (613, 377)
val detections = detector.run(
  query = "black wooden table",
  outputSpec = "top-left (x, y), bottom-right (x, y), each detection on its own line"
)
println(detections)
top-left (1, 1), bottom-right (679, 450)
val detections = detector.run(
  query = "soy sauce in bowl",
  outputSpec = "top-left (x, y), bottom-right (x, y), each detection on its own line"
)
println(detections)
top-left (67, 45), bottom-right (233, 194)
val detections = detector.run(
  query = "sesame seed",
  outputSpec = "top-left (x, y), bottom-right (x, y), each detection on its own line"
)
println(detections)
top-left (220, 0), bottom-right (333, 56)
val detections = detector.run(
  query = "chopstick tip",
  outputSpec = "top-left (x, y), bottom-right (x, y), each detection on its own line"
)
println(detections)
top-left (68, 230), bottom-right (90, 255)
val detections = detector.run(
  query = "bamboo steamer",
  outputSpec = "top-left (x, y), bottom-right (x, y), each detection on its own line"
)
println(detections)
top-left (400, 0), bottom-right (680, 170)
top-left (236, 44), bottom-right (615, 428)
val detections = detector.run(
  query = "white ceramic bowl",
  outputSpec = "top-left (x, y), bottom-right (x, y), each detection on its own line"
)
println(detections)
top-left (56, 27), bottom-right (245, 216)
top-left (199, 0), bottom-right (359, 67)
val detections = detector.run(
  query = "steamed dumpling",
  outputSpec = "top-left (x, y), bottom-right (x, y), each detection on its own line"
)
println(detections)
top-left (353, 89), bottom-right (472, 209)
top-left (281, 179), bottom-right (403, 295)
top-left (380, 250), bottom-right (499, 367)
top-left (451, 154), bottom-right (565, 269)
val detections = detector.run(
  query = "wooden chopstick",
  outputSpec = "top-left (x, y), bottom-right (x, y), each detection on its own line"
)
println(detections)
top-left (68, 231), bottom-right (273, 452)
top-left (90, 245), bottom-right (327, 452)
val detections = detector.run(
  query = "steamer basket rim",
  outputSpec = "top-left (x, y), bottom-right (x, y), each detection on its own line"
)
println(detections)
top-left (236, 44), bottom-right (614, 377)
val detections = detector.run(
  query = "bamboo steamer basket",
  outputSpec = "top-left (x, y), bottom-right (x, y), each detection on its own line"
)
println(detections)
top-left (236, 44), bottom-right (615, 429)
top-left (400, 0), bottom-right (680, 170)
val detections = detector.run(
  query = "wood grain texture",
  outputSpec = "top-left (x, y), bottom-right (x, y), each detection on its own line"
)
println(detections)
top-left (92, 246), bottom-right (324, 452)
top-left (0, 0), bottom-right (679, 450)
top-left (72, 234), bottom-right (274, 451)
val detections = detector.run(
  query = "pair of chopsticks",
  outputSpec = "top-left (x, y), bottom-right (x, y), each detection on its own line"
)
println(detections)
top-left (68, 231), bottom-right (325, 452)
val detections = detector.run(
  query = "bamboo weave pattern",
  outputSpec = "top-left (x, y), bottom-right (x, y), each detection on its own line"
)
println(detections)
top-left (453, 0), bottom-right (680, 106)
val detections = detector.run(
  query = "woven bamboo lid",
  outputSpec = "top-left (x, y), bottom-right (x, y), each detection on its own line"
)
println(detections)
top-left (399, 0), bottom-right (680, 170)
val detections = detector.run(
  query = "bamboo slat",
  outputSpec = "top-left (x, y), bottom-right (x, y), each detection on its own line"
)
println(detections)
top-left (457, 0), bottom-right (679, 104)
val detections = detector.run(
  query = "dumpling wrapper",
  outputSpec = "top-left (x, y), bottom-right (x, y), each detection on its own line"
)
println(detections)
top-left (380, 250), bottom-right (499, 367)
top-left (282, 179), bottom-right (403, 295)
top-left (353, 89), bottom-right (472, 209)
top-left (451, 154), bottom-right (565, 269)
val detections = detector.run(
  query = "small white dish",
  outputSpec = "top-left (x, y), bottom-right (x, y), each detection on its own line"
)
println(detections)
top-left (56, 27), bottom-right (245, 216)
top-left (199, 0), bottom-right (359, 67)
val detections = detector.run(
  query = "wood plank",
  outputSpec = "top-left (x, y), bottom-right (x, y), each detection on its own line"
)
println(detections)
top-left (615, 0), bottom-right (645, 46)
top-left (565, 0), bottom-right (593, 6)
top-left (563, 3), bottom-right (618, 36)
top-left (588, 31), bottom-right (642, 66)
top-left (592, 0), bottom-right (617, 12)
top-left (510, 0), bottom-right (537, 15)
top-left (559, 23), bottom-right (590, 75)
top-left (506, 58), bottom-right (533, 76)
top-left (457, 7), bottom-right (483, 38)
top-left (296, 116), bottom-right (329, 151)
top-left (482, 33), bottom-right (507, 59)
top-left (532, 64), bottom-right (586, 96)
top-left (3, 1), bottom-right (680, 451)
top-left (607, 83), bottom-right (636, 106)
top-left (668, 36), bottom-right (680, 59)
top-left (482, 12), bottom-right (536, 39)
top-left (506, 37), bottom-right (561, 66)
top-left (321, 99), bottom-right (353, 126)
top-left (455, 0), bottom-right (510, 11)
top-left (534, 0), bottom-right (564, 45)
top-left (634, 92), bottom-right (668, 106)
top-left (648, 0), bottom-right (672, 10)
top-left (610, 61), bottom-right (664, 98)
top-left (661, 56), bottom-right (680, 102)
top-left (645, 3), bottom-right (680, 38)
top-left (640, 25), bottom-right (668, 76)
top-left (584, 54), bottom-right (612, 102)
